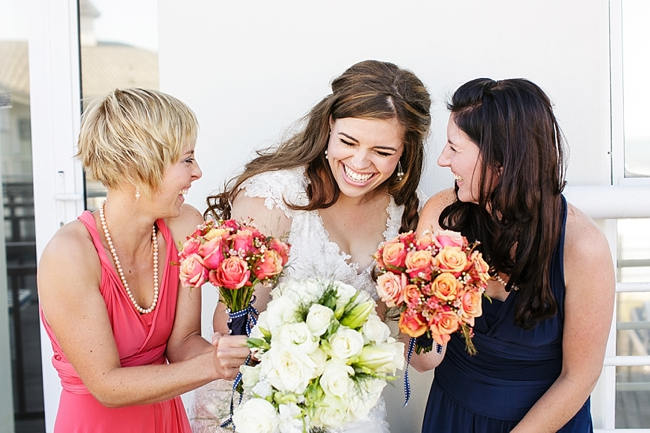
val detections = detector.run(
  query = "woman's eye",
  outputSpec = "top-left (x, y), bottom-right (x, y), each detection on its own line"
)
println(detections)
top-left (341, 139), bottom-right (355, 147)
top-left (376, 151), bottom-right (392, 157)
top-left (185, 158), bottom-right (195, 164)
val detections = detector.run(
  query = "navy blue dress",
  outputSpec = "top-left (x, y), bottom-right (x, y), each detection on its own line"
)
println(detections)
top-left (422, 197), bottom-right (592, 432)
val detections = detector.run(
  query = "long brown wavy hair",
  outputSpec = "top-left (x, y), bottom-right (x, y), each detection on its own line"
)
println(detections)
top-left (205, 60), bottom-right (431, 233)
top-left (439, 78), bottom-right (566, 329)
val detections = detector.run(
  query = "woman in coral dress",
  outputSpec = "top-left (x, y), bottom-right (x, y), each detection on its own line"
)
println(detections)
top-left (38, 88), bottom-right (250, 432)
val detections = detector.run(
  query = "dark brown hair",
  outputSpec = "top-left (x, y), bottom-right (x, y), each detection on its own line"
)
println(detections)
top-left (440, 78), bottom-right (566, 328)
top-left (205, 60), bottom-right (431, 233)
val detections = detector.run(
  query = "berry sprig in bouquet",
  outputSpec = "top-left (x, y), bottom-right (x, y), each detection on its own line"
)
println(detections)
top-left (374, 229), bottom-right (490, 355)
top-left (231, 278), bottom-right (404, 433)
top-left (179, 219), bottom-right (290, 335)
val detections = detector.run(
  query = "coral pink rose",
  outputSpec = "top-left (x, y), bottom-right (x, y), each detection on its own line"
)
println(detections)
top-left (431, 272), bottom-right (459, 301)
top-left (382, 241), bottom-right (407, 268)
top-left (458, 289), bottom-right (483, 326)
top-left (405, 250), bottom-right (433, 280)
top-left (470, 250), bottom-right (490, 283)
top-left (435, 246), bottom-right (468, 274)
top-left (399, 308), bottom-right (428, 338)
top-left (254, 250), bottom-right (283, 280)
top-left (230, 229), bottom-right (255, 254)
top-left (416, 231), bottom-right (435, 251)
top-left (434, 230), bottom-right (466, 248)
top-left (180, 237), bottom-right (201, 259)
top-left (198, 237), bottom-right (225, 269)
top-left (179, 253), bottom-right (208, 288)
top-left (404, 284), bottom-right (422, 309)
top-left (376, 272), bottom-right (405, 307)
top-left (269, 238), bottom-right (290, 266)
top-left (429, 309), bottom-right (459, 345)
top-left (212, 256), bottom-right (250, 289)
top-left (222, 219), bottom-right (240, 231)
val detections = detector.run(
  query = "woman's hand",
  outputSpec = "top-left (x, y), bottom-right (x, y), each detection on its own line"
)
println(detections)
top-left (211, 334), bottom-right (250, 380)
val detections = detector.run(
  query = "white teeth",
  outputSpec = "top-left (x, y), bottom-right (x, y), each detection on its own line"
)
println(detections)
top-left (180, 189), bottom-right (188, 196)
top-left (344, 165), bottom-right (373, 182)
top-left (453, 174), bottom-right (463, 182)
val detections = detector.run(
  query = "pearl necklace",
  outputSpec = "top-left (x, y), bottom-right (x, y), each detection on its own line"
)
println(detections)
top-left (99, 203), bottom-right (159, 314)
top-left (491, 270), bottom-right (519, 291)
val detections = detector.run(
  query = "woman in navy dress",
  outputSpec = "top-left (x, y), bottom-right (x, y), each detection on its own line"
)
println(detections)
top-left (413, 78), bottom-right (615, 432)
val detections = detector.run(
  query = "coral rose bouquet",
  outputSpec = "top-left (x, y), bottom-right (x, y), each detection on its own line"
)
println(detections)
top-left (375, 229), bottom-right (490, 355)
top-left (231, 278), bottom-right (404, 433)
top-left (179, 219), bottom-right (290, 335)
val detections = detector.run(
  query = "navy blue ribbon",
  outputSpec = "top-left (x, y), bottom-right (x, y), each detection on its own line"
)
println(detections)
top-left (403, 337), bottom-right (443, 407)
top-left (220, 298), bottom-right (258, 429)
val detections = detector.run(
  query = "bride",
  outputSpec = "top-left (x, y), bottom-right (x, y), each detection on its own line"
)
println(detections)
top-left (190, 59), bottom-right (431, 433)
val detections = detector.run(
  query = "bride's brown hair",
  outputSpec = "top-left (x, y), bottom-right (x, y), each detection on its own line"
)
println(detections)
top-left (205, 60), bottom-right (431, 233)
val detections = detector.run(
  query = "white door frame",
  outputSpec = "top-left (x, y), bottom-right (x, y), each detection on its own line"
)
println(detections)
top-left (29, 0), bottom-right (84, 431)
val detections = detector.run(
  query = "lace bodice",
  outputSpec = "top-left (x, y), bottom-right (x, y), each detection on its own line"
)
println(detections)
top-left (241, 166), bottom-right (404, 300)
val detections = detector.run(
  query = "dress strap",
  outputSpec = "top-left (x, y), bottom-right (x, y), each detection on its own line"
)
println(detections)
top-left (77, 210), bottom-right (113, 268)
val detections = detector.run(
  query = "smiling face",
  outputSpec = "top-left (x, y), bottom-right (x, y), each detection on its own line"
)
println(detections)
top-left (326, 117), bottom-right (404, 201)
top-left (438, 115), bottom-right (495, 204)
top-left (151, 141), bottom-right (202, 217)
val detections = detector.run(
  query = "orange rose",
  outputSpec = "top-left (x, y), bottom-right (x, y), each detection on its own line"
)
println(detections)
top-left (212, 256), bottom-right (250, 289)
top-left (399, 308), bottom-right (428, 337)
top-left (405, 250), bottom-right (433, 280)
top-left (435, 246), bottom-right (468, 274)
top-left (431, 272), bottom-right (459, 301)
top-left (204, 227), bottom-right (228, 241)
top-left (376, 272), bottom-right (405, 307)
top-left (403, 284), bottom-right (422, 309)
top-left (416, 231), bottom-right (434, 251)
top-left (382, 241), bottom-right (407, 268)
top-left (254, 249), bottom-right (283, 280)
top-left (458, 289), bottom-right (483, 326)
top-left (429, 310), bottom-right (459, 345)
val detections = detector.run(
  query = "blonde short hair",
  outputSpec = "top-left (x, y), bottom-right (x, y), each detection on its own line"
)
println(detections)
top-left (77, 88), bottom-right (198, 191)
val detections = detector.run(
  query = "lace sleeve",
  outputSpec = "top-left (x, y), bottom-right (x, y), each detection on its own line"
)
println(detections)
top-left (239, 167), bottom-right (308, 218)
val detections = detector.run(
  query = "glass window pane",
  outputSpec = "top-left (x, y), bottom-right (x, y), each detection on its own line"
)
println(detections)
top-left (616, 365), bottom-right (650, 428)
top-left (79, 0), bottom-right (159, 211)
top-left (617, 218), bottom-right (650, 283)
top-left (622, 0), bottom-right (650, 177)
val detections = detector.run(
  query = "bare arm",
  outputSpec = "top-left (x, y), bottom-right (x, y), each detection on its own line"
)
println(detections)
top-left (38, 222), bottom-right (244, 409)
top-left (406, 189), bottom-right (456, 372)
top-left (213, 192), bottom-right (291, 332)
top-left (511, 206), bottom-right (615, 432)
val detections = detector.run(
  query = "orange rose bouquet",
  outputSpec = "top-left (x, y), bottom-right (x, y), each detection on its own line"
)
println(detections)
top-left (374, 229), bottom-right (489, 355)
top-left (179, 219), bottom-right (290, 335)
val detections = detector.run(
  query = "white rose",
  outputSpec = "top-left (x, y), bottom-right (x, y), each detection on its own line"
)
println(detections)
top-left (361, 314), bottom-right (391, 343)
top-left (328, 327), bottom-right (364, 360)
top-left (274, 322), bottom-right (318, 353)
top-left (240, 364), bottom-right (260, 389)
top-left (308, 347), bottom-right (328, 376)
top-left (332, 281), bottom-right (358, 309)
top-left (251, 380), bottom-right (273, 398)
top-left (319, 360), bottom-right (354, 398)
top-left (272, 278), bottom-right (325, 304)
top-left (278, 403), bottom-right (303, 433)
top-left (261, 345), bottom-right (317, 394)
top-left (311, 394), bottom-right (350, 429)
top-left (306, 304), bottom-right (334, 336)
top-left (265, 296), bottom-right (299, 332)
top-left (348, 378), bottom-right (385, 419)
top-left (232, 398), bottom-right (279, 433)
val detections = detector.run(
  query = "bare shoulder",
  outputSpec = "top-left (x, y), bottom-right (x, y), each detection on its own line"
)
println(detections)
top-left (231, 191), bottom-right (291, 239)
top-left (38, 220), bottom-right (100, 299)
top-left (563, 203), bottom-right (614, 292)
top-left (417, 188), bottom-right (457, 234)
top-left (166, 204), bottom-right (205, 243)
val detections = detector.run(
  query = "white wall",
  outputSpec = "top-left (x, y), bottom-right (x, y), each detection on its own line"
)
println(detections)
top-left (158, 1), bottom-right (611, 431)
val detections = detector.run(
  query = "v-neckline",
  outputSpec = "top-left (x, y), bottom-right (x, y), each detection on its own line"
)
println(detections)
top-left (314, 196), bottom-right (398, 276)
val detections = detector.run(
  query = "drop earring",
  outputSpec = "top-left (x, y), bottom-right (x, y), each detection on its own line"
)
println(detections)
top-left (135, 188), bottom-right (141, 200)
top-left (324, 149), bottom-right (328, 158)
top-left (396, 161), bottom-right (404, 181)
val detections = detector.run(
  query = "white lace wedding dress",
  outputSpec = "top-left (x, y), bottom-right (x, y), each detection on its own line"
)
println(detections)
top-left (190, 167), bottom-right (403, 433)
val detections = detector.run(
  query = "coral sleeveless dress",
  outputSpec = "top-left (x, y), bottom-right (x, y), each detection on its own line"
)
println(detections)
top-left (41, 211), bottom-right (191, 433)
top-left (421, 197), bottom-right (592, 432)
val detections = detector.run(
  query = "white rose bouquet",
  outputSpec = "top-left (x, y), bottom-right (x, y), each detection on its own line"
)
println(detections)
top-left (232, 278), bottom-right (404, 433)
